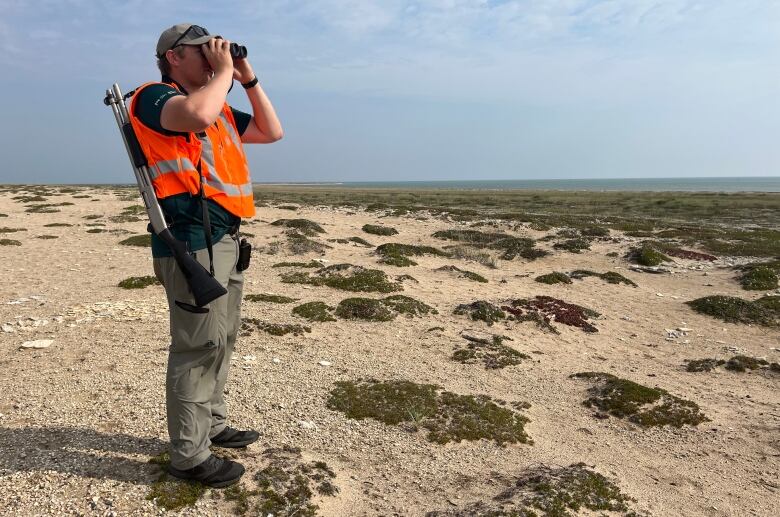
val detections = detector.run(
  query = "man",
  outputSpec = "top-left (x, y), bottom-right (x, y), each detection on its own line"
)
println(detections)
top-left (129, 23), bottom-right (283, 488)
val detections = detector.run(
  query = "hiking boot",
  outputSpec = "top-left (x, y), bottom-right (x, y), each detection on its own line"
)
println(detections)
top-left (210, 426), bottom-right (260, 448)
top-left (167, 454), bottom-right (244, 488)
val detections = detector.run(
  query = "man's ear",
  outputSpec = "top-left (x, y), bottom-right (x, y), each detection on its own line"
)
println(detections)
top-left (165, 49), bottom-right (180, 68)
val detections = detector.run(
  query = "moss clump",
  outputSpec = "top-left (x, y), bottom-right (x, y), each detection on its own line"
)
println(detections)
top-left (334, 298), bottom-right (396, 321)
top-left (381, 294), bottom-right (438, 316)
top-left (251, 447), bottom-right (338, 517)
top-left (362, 224), bottom-right (398, 236)
top-left (504, 296), bottom-right (600, 333)
top-left (118, 275), bottom-right (160, 289)
top-left (0, 239), bottom-right (21, 246)
top-left (240, 318), bottom-right (311, 336)
top-left (271, 218), bottom-right (325, 236)
top-left (271, 260), bottom-right (322, 268)
top-left (293, 301), bottom-right (337, 322)
top-left (286, 231), bottom-right (332, 255)
top-left (86, 228), bottom-right (106, 233)
top-left (739, 266), bottom-right (778, 291)
top-left (453, 335), bottom-right (529, 369)
top-left (223, 484), bottom-right (260, 515)
top-left (553, 238), bottom-right (591, 253)
top-left (535, 272), bottom-right (572, 285)
top-left (0, 227), bottom-right (26, 233)
top-left (684, 358), bottom-right (725, 372)
top-left (376, 242), bottom-right (450, 267)
top-left (109, 214), bottom-right (143, 223)
top-left (13, 195), bottom-right (47, 203)
top-left (686, 295), bottom-right (779, 327)
top-left (276, 204), bottom-right (298, 210)
top-left (581, 226), bottom-right (610, 237)
top-left (630, 243), bottom-right (671, 266)
top-left (445, 245), bottom-right (498, 268)
top-left (146, 451), bottom-right (206, 510)
top-left (436, 265), bottom-right (488, 283)
top-left (724, 355), bottom-right (770, 372)
top-left (433, 229), bottom-right (547, 261)
top-left (327, 379), bottom-right (531, 445)
top-left (43, 223), bottom-right (72, 227)
top-left (571, 372), bottom-right (708, 427)
top-left (119, 234), bottom-right (152, 247)
top-left (569, 270), bottom-right (638, 287)
top-left (36, 235), bottom-right (58, 239)
top-left (82, 214), bottom-right (102, 220)
top-left (281, 264), bottom-right (403, 293)
top-left (454, 301), bottom-right (506, 326)
top-left (347, 236), bottom-right (373, 247)
top-left (245, 293), bottom-right (298, 304)
top-left (429, 463), bottom-right (636, 517)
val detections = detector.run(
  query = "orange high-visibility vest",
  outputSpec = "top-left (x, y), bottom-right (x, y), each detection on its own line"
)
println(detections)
top-left (129, 81), bottom-right (255, 218)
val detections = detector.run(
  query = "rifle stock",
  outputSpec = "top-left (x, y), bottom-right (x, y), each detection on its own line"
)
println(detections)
top-left (104, 83), bottom-right (227, 307)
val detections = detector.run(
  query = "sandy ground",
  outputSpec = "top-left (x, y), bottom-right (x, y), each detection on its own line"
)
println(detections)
top-left (0, 187), bottom-right (778, 517)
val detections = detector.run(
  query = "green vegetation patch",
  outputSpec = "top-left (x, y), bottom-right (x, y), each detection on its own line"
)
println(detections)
top-left (245, 293), bottom-right (299, 304)
top-left (36, 235), bottom-right (58, 239)
top-left (334, 298), bottom-right (396, 321)
top-left (432, 229), bottom-right (547, 261)
top-left (147, 451), bottom-right (206, 511)
top-left (272, 260), bottom-right (322, 268)
top-left (286, 231), bottom-right (332, 254)
top-left (327, 379), bottom-right (531, 445)
top-left (293, 301), bottom-right (337, 322)
top-left (362, 224), bottom-right (398, 236)
top-left (0, 238), bottom-right (21, 246)
top-left (0, 213), bottom-right (6, 217)
top-left (445, 244), bottom-right (498, 268)
top-left (739, 266), bottom-right (778, 291)
top-left (109, 214), bottom-right (143, 223)
top-left (0, 227), bottom-right (26, 233)
top-left (119, 234), bottom-right (152, 247)
top-left (553, 238), bottom-right (591, 253)
top-left (348, 236), bottom-right (373, 247)
top-left (686, 295), bottom-right (780, 327)
top-left (454, 301), bottom-right (506, 326)
top-left (428, 463), bottom-right (636, 517)
top-left (504, 296), bottom-right (600, 333)
top-left (25, 202), bottom-right (73, 213)
top-left (436, 264), bottom-right (488, 283)
top-left (248, 446), bottom-right (338, 517)
top-left (118, 275), bottom-right (160, 289)
top-left (281, 263), bottom-right (403, 293)
top-left (453, 335), bottom-right (529, 370)
top-left (44, 223), bottom-right (72, 227)
top-left (535, 272), bottom-right (572, 285)
top-left (684, 358), bottom-right (725, 372)
top-left (571, 372), bottom-right (708, 427)
top-left (376, 242), bottom-right (450, 267)
top-left (569, 270), bottom-right (638, 287)
top-left (628, 243), bottom-right (672, 266)
top-left (240, 318), bottom-right (311, 336)
top-left (82, 214), bottom-right (102, 220)
top-left (271, 218), bottom-right (325, 236)
top-left (381, 294), bottom-right (438, 316)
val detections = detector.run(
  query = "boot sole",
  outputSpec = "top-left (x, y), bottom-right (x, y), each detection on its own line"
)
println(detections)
top-left (167, 466), bottom-right (243, 488)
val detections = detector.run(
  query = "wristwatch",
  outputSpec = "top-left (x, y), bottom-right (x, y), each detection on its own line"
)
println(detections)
top-left (241, 76), bottom-right (259, 89)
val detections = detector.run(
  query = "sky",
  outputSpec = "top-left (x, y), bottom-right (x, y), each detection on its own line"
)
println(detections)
top-left (0, 0), bottom-right (778, 184)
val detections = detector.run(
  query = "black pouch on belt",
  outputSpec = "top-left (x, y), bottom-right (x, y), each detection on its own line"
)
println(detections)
top-left (237, 238), bottom-right (251, 272)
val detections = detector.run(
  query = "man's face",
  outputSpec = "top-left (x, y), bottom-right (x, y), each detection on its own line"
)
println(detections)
top-left (174, 44), bottom-right (213, 86)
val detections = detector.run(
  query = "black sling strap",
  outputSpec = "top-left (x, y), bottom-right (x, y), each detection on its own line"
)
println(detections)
top-left (196, 157), bottom-right (215, 277)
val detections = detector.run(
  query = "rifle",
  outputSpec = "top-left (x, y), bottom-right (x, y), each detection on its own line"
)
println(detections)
top-left (103, 83), bottom-right (227, 307)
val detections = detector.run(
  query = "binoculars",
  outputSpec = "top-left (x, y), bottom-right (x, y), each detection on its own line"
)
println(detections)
top-left (214, 36), bottom-right (247, 59)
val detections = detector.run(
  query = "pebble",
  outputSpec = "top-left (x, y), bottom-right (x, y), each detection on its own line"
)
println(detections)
top-left (656, 293), bottom-right (664, 297)
top-left (318, 360), bottom-right (332, 367)
top-left (19, 339), bottom-right (53, 349)
top-left (298, 420), bottom-right (317, 430)
top-left (272, 357), bottom-right (281, 364)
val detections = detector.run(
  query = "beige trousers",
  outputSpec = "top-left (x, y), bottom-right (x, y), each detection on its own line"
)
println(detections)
top-left (153, 233), bottom-right (244, 470)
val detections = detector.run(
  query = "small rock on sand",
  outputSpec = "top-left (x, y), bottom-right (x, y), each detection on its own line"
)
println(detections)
top-left (19, 339), bottom-right (53, 349)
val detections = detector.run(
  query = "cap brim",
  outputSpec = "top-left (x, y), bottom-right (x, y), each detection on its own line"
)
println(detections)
top-left (182, 35), bottom-right (214, 46)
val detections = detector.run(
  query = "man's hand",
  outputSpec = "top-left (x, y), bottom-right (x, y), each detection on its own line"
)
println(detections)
top-left (201, 38), bottom-right (234, 76)
top-left (232, 55), bottom-right (255, 84)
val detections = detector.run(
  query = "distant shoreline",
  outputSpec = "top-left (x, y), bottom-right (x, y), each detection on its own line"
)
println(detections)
top-left (3, 177), bottom-right (779, 192)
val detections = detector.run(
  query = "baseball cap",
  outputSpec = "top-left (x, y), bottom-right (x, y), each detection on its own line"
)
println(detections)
top-left (156, 23), bottom-right (214, 58)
